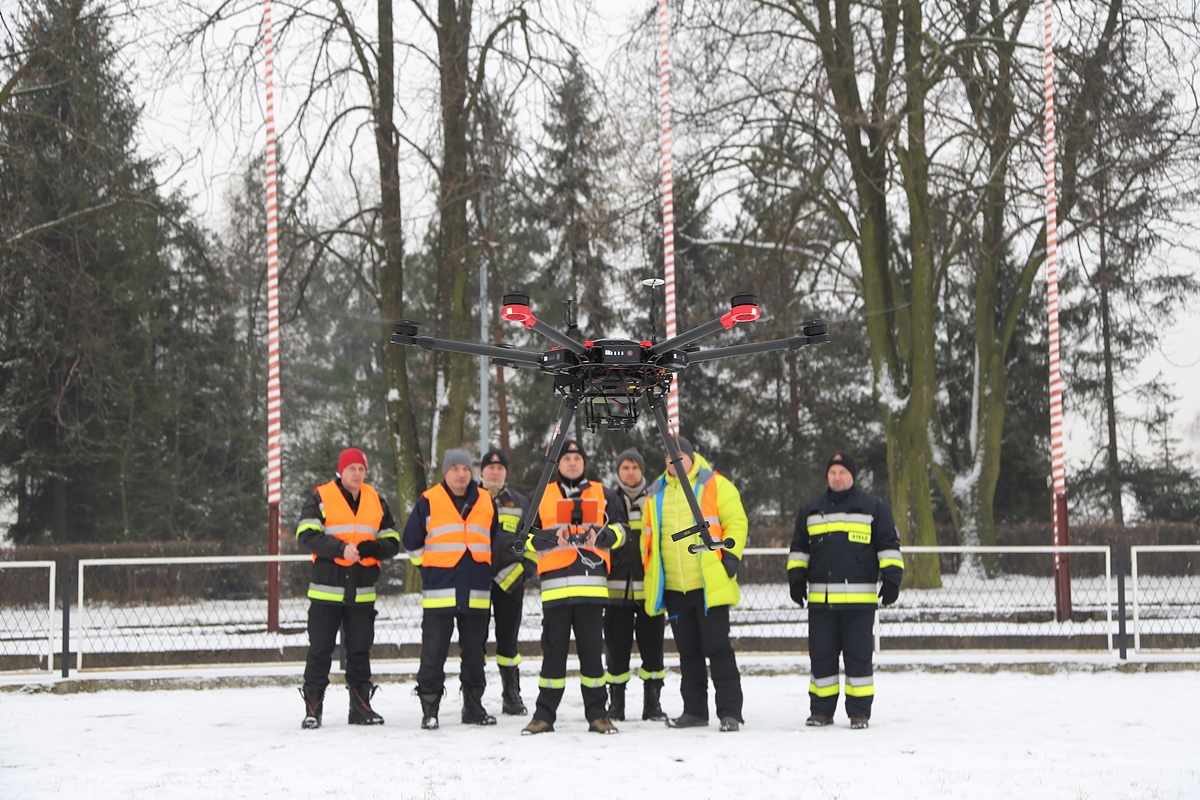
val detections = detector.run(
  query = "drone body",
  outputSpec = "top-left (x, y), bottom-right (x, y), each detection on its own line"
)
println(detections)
top-left (390, 292), bottom-right (830, 554)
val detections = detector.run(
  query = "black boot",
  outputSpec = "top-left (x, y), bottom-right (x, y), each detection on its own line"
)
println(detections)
top-left (642, 678), bottom-right (667, 722)
top-left (499, 665), bottom-right (527, 716)
top-left (299, 685), bottom-right (325, 729)
top-left (461, 686), bottom-right (497, 725)
top-left (607, 682), bottom-right (627, 722)
top-left (418, 691), bottom-right (441, 730)
top-left (348, 683), bottom-right (385, 726)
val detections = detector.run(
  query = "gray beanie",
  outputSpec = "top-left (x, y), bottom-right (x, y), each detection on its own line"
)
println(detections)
top-left (441, 448), bottom-right (474, 474)
top-left (616, 447), bottom-right (646, 475)
top-left (674, 436), bottom-right (695, 461)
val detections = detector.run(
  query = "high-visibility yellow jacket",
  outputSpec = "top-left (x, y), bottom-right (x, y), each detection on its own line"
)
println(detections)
top-left (643, 455), bottom-right (748, 614)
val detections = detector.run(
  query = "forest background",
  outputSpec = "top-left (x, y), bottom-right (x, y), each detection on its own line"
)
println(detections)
top-left (2, 0), bottom-right (1199, 584)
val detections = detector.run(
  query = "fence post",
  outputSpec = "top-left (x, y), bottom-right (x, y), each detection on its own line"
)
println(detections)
top-left (268, 504), bottom-right (281, 633)
top-left (60, 562), bottom-right (71, 678)
top-left (1115, 548), bottom-right (1127, 659)
top-left (1053, 493), bottom-right (1072, 621)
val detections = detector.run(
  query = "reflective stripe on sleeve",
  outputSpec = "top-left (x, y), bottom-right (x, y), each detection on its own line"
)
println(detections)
top-left (495, 561), bottom-right (525, 590)
top-left (878, 549), bottom-right (904, 570)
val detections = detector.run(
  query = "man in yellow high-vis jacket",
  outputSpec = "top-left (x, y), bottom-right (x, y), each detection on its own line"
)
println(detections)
top-left (643, 436), bottom-right (749, 732)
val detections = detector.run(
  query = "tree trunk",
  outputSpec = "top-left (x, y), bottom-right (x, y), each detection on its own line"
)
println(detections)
top-left (433, 0), bottom-right (476, 460)
top-left (374, 0), bottom-right (425, 511)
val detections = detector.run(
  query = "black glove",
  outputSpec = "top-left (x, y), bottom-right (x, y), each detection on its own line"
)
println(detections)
top-left (721, 553), bottom-right (740, 579)
top-left (789, 581), bottom-right (806, 608)
top-left (356, 540), bottom-right (383, 560)
top-left (879, 580), bottom-right (899, 606)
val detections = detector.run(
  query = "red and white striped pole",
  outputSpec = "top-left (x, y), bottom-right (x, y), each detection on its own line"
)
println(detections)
top-left (264, 0), bottom-right (282, 632)
top-left (658, 0), bottom-right (680, 436)
top-left (1043, 0), bottom-right (1071, 620)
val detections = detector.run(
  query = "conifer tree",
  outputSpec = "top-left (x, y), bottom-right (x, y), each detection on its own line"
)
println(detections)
top-left (0, 0), bottom-right (259, 544)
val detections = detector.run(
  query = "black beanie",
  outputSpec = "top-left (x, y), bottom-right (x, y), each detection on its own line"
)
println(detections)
top-left (481, 449), bottom-right (508, 470)
top-left (827, 451), bottom-right (857, 481)
top-left (558, 439), bottom-right (587, 464)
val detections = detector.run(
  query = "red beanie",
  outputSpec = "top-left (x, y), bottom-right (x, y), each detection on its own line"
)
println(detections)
top-left (337, 448), bottom-right (368, 475)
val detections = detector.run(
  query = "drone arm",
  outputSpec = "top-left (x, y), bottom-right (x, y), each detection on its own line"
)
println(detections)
top-left (684, 323), bottom-right (830, 364)
top-left (650, 293), bottom-right (763, 356)
top-left (509, 395), bottom-right (581, 557)
top-left (390, 328), bottom-right (544, 367)
top-left (649, 318), bottom-right (727, 357)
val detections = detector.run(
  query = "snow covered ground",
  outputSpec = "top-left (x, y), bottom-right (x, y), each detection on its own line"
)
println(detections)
top-left (3, 654), bottom-right (1198, 800)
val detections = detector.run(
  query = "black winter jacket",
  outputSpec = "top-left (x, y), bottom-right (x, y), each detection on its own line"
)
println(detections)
top-left (296, 480), bottom-right (401, 604)
top-left (787, 485), bottom-right (904, 609)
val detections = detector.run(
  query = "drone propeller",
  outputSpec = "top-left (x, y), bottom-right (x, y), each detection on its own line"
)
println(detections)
top-left (731, 301), bottom-right (914, 339)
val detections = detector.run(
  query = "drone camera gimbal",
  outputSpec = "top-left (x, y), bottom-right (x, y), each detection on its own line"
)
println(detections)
top-left (390, 291), bottom-right (830, 555)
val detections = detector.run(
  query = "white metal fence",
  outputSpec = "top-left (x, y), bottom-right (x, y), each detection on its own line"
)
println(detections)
top-left (0, 561), bottom-right (57, 674)
top-left (1130, 545), bottom-right (1200, 651)
top-left (6, 544), bottom-right (1200, 674)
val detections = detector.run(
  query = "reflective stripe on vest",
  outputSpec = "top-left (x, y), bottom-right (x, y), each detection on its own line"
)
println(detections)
top-left (420, 484), bottom-right (494, 568)
top-left (314, 481), bottom-right (384, 567)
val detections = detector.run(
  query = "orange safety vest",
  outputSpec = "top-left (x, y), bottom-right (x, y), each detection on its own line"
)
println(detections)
top-left (420, 484), bottom-right (494, 568)
top-left (315, 481), bottom-right (384, 567)
top-left (537, 481), bottom-right (611, 573)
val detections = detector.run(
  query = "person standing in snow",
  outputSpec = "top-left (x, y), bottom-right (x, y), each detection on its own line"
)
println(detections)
top-left (478, 448), bottom-right (532, 715)
top-left (296, 447), bottom-right (401, 729)
top-left (602, 447), bottom-right (667, 722)
top-left (521, 439), bottom-right (626, 735)
top-left (403, 448), bottom-right (502, 730)
top-left (787, 451), bottom-right (904, 729)
top-left (642, 436), bottom-right (749, 732)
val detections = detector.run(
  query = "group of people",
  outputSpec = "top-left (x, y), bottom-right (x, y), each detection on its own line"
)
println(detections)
top-left (295, 440), bottom-right (904, 734)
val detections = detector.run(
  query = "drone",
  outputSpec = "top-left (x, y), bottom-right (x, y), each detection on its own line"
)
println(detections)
top-left (390, 291), bottom-right (830, 555)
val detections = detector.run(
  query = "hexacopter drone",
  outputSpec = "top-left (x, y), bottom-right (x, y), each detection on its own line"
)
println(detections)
top-left (390, 292), bottom-right (830, 556)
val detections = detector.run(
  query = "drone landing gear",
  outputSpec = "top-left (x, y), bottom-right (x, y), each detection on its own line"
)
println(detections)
top-left (508, 395), bottom-right (581, 557)
top-left (646, 391), bottom-right (734, 554)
